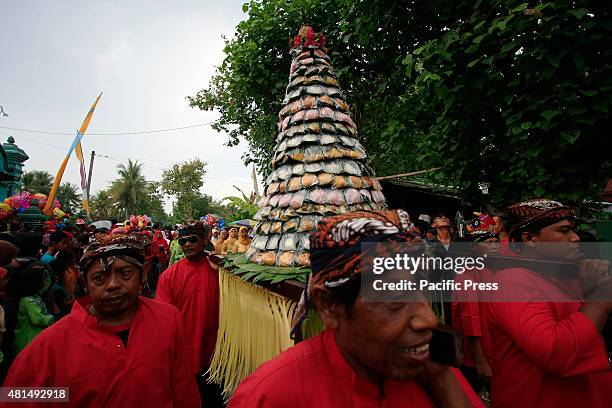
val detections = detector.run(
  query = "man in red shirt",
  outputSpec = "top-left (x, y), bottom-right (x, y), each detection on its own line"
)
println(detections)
top-left (156, 222), bottom-right (222, 406)
top-left (3, 235), bottom-right (200, 408)
top-left (487, 199), bottom-right (612, 407)
top-left (451, 232), bottom-right (498, 399)
top-left (231, 210), bottom-right (483, 407)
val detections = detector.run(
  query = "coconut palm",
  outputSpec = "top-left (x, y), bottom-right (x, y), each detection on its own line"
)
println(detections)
top-left (110, 160), bottom-right (147, 218)
top-left (90, 189), bottom-right (115, 219)
top-left (21, 170), bottom-right (54, 194)
top-left (56, 182), bottom-right (82, 215)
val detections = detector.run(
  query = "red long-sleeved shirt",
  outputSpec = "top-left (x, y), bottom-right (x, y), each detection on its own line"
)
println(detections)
top-left (451, 268), bottom-right (494, 367)
top-left (2, 297), bottom-right (200, 408)
top-left (156, 256), bottom-right (219, 374)
top-left (487, 267), bottom-right (612, 408)
top-left (230, 329), bottom-right (484, 407)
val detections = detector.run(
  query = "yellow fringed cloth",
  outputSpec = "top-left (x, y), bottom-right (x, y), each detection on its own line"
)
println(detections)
top-left (208, 268), bottom-right (297, 398)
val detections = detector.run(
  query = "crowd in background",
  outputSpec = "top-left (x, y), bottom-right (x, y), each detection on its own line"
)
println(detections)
top-left (0, 199), bottom-right (609, 407)
top-left (0, 219), bottom-right (253, 380)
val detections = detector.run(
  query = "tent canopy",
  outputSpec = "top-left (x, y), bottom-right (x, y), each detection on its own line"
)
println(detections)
top-left (229, 219), bottom-right (257, 228)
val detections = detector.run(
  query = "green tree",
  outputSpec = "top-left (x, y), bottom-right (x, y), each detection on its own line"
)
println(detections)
top-left (222, 188), bottom-right (259, 222)
top-left (400, 0), bottom-right (611, 206)
top-left (190, 0), bottom-right (610, 207)
top-left (21, 170), bottom-right (54, 194)
top-left (56, 182), bottom-right (82, 215)
top-left (161, 159), bottom-right (207, 221)
top-left (140, 182), bottom-right (168, 224)
top-left (188, 0), bottom-right (452, 177)
top-left (90, 189), bottom-right (116, 220)
top-left (110, 160), bottom-right (147, 218)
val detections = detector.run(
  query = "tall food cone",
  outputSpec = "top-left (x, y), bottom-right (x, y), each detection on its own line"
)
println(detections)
top-left (247, 27), bottom-right (386, 267)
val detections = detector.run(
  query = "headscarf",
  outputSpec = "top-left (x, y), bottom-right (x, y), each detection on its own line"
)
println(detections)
top-left (152, 229), bottom-right (169, 251)
top-left (236, 226), bottom-right (252, 246)
top-left (506, 199), bottom-right (575, 241)
top-left (150, 229), bottom-right (169, 264)
top-left (221, 228), bottom-right (238, 253)
top-left (80, 235), bottom-right (145, 276)
top-left (291, 210), bottom-right (419, 336)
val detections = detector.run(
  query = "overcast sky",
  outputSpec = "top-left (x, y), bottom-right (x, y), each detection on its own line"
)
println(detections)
top-left (0, 0), bottom-right (261, 213)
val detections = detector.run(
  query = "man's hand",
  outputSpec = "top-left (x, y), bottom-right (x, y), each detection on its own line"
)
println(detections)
top-left (579, 259), bottom-right (610, 293)
top-left (418, 360), bottom-right (474, 407)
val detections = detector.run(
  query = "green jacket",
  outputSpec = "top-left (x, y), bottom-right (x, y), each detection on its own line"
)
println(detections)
top-left (169, 239), bottom-right (184, 265)
top-left (14, 295), bottom-right (54, 354)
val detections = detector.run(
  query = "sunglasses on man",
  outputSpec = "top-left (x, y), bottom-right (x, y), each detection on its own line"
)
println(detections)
top-left (178, 235), bottom-right (200, 246)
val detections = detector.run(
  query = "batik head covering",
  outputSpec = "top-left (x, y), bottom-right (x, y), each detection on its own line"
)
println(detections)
top-left (178, 221), bottom-right (210, 238)
top-left (291, 210), bottom-right (419, 336)
top-left (80, 235), bottom-right (145, 276)
top-left (506, 199), bottom-right (575, 241)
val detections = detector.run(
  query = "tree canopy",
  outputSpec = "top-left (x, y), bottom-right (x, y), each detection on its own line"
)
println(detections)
top-left (109, 160), bottom-right (148, 219)
top-left (21, 170), bottom-right (54, 195)
top-left (189, 0), bottom-right (610, 207)
top-left (161, 159), bottom-right (207, 221)
top-left (56, 182), bottom-right (82, 215)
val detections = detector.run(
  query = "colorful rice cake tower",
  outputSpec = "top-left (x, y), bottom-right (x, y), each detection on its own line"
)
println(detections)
top-left (247, 26), bottom-right (386, 267)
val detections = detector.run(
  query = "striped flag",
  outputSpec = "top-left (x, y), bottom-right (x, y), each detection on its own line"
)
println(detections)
top-left (75, 141), bottom-right (90, 215)
top-left (44, 93), bottom-right (102, 215)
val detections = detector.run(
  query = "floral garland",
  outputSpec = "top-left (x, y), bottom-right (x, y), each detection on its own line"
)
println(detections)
top-left (292, 26), bottom-right (327, 50)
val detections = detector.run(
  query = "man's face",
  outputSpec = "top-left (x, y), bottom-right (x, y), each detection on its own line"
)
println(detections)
top-left (473, 237), bottom-right (500, 257)
top-left (86, 258), bottom-right (142, 321)
top-left (229, 228), bottom-right (238, 238)
top-left (212, 229), bottom-right (219, 238)
top-left (524, 219), bottom-right (581, 260)
top-left (221, 231), bottom-right (229, 240)
top-left (317, 292), bottom-right (437, 383)
top-left (432, 215), bottom-right (450, 228)
top-left (179, 234), bottom-right (206, 259)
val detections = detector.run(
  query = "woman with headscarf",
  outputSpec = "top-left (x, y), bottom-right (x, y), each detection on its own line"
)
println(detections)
top-left (230, 227), bottom-right (252, 254)
top-left (220, 227), bottom-right (238, 255)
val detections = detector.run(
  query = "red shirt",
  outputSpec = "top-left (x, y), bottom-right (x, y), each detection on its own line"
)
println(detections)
top-left (451, 268), bottom-right (494, 367)
top-left (2, 297), bottom-right (200, 408)
top-left (156, 256), bottom-right (219, 374)
top-left (230, 329), bottom-right (484, 407)
top-left (487, 267), bottom-right (612, 408)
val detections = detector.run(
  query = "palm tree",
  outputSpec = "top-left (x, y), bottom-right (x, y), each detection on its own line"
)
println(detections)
top-left (222, 187), bottom-right (259, 222)
top-left (110, 160), bottom-right (147, 218)
top-left (56, 182), bottom-right (82, 215)
top-left (91, 189), bottom-right (115, 219)
top-left (21, 170), bottom-right (54, 194)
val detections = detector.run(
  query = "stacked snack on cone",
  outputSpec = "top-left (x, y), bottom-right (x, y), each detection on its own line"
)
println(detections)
top-left (247, 27), bottom-right (387, 267)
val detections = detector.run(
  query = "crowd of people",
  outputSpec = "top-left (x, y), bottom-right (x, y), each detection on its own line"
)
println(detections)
top-left (0, 198), bottom-right (610, 407)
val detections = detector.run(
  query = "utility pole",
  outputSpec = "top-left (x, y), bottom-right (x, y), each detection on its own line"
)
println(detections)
top-left (86, 150), bottom-right (95, 200)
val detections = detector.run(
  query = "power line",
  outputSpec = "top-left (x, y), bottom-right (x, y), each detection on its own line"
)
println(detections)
top-left (0, 133), bottom-right (242, 165)
top-left (0, 121), bottom-right (214, 136)
top-left (0, 133), bottom-right (65, 150)
top-left (3, 132), bottom-right (254, 186)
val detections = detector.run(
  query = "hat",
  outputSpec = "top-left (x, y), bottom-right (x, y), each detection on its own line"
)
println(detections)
top-left (178, 221), bottom-right (211, 238)
top-left (80, 235), bottom-right (145, 275)
top-left (291, 209), bottom-right (419, 337)
top-left (506, 199), bottom-right (575, 241)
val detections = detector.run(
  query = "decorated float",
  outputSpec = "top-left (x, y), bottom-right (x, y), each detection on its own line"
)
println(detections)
top-left (210, 27), bottom-right (387, 398)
